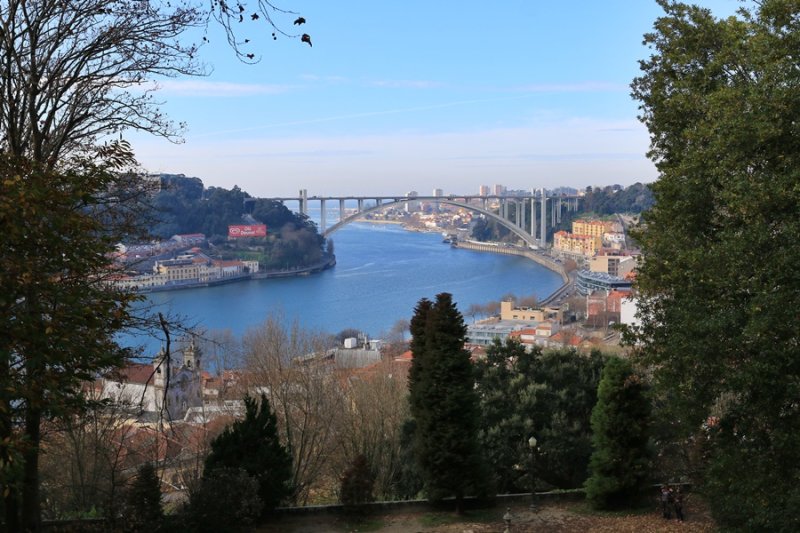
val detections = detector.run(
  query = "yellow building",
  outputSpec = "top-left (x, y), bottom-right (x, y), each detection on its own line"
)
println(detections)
top-left (554, 230), bottom-right (602, 256)
top-left (500, 300), bottom-right (562, 323)
top-left (572, 219), bottom-right (612, 239)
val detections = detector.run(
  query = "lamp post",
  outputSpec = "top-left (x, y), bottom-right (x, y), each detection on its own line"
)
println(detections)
top-left (528, 436), bottom-right (538, 511)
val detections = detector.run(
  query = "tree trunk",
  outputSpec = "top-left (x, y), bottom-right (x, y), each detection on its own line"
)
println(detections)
top-left (21, 407), bottom-right (41, 532)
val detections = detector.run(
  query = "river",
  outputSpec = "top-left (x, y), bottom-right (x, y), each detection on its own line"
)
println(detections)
top-left (122, 223), bottom-right (563, 355)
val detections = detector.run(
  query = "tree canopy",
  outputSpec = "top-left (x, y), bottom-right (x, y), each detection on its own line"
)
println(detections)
top-left (631, 0), bottom-right (800, 528)
top-left (585, 357), bottom-right (651, 510)
top-left (204, 394), bottom-right (293, 513)
top-left (408, 293), bottom-right (486, 511)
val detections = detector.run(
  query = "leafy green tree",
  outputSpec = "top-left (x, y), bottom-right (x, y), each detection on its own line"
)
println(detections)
top-left (585, 357), bottom-right (651, 510)
top-left (630, 1), bottom-right (800, 528)
top-left (474, 343), bottom-right (606, 492)
top-left (473, 339), bottom-right (530, 493)
top-left (125, 463), bottom-right (163, 531)
top-left (408, 293), bottom-right (487, 512)
top-left (187, 468), bottom-right (263, 533)
top-left (0, 152), bottom-right (143, 530)
top-left (204, 394), bottom-right (292, 514)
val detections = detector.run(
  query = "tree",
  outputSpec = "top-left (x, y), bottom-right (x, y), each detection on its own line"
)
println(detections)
top-left (0, 151), bottom-right (145, 530)
top-left (1, 1), bottom-right (310, 527)
top-left (474, 342), bottom-right (606, 493)
top-left (187, 468), bottom-right (263, 533)
top-left (204, 394), bottom-right (292, 514)
top-left (241, 315), bottom-right (342, 505)
top-left (125, 463), bottom-right (163, 531)
top-left (334, 359), bottom-right (409, 501)
top-left (585, 357), bottom-right (651, 510)
top-left (630, 1), bottom-right (800, 528)
top-left (339, 454), bottom-right (375, 509)
top-left (408, 293), bottom-right (486, 512)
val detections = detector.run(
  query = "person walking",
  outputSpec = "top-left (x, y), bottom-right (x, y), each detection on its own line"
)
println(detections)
top-left (673, 486), bottom-right (685, 521)
top-left (661, 484), bottom-right (672, 519)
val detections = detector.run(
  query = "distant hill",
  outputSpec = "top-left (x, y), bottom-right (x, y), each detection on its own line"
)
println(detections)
top-left (145, 175), bottom-right (326, 269)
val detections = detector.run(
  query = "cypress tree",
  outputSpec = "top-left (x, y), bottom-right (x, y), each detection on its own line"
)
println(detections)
top-left (585, 357), bottom-right (651, 510)
top-left (126, 462), bottom-right (163, 530)
top-left (408, 293), bottom-right (486, 512)
top-left (204, 394), bottom-right (292, 514)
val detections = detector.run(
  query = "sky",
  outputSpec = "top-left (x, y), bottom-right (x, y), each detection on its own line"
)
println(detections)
top-left (129, 0), bottom-right (745, 197)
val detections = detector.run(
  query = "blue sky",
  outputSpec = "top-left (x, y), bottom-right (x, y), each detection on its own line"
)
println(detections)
top-left (130, 0), bottom-right (744, 197)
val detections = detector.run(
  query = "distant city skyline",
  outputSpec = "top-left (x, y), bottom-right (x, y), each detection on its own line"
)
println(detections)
top-left (127, 0), bottom-right (744, 197)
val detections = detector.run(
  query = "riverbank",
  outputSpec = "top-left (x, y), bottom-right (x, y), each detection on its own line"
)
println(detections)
top-left (451, 240), bottom-right (572, 304)
top-left (136, 254), bottom-right (336, 293)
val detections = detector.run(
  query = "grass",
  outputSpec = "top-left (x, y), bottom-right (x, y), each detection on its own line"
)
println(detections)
top-left (336, 516), bottom-right (386, 532)
top-left (418, 508), bottom-right (498, 527)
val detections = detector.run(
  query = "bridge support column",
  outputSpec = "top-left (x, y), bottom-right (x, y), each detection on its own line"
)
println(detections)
top-left (357, 198), bottom-right (364, 213)
top-left (530, 198), bottom-right (536, 240)
top-left (551, 199), bottom-right (557, 226)
top-left (557, 197), bottom-right (562, 223)
top-left (339, 199), bottom-right (346, 223)
top-left (501, 199), bottom-right (508, 222)
top-left (320, 198), bottom-right (326, 232)
top-left (540, 190), bottom-right (547, 247)
top-left (299, 189), bottom-right (308, 216)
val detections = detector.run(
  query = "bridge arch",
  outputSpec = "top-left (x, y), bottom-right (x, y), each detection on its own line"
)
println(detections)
top-left (323, 199), bottom-right (538, 248)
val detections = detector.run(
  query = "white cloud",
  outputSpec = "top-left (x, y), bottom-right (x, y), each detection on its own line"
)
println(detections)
top-left (152, 80), bottom-right (295, 97)
top-left (133, 118), bottom-right (657, 196)
top-left (512, 81), bottom-right (629, 93)
top-left (369, 79), bottom-right (445, 89)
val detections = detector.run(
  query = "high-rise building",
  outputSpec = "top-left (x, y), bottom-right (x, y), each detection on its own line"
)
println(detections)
top-left (432, 188), bottom-right (444, 197)
top-left (479, 185), bottom-right (489, 197)
top-left (493, 184), bottom-right (506, 196)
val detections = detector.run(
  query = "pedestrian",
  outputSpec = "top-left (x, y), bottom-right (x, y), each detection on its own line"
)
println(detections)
top-left (660, 484), bottom-right (672, 519)
top-left (673, 486), bottom-right (685, 522)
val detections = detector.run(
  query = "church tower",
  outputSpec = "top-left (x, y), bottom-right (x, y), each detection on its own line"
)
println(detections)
top-left (153, 346), bottom-right (167, 389)
top-left (183, 336), bottom-right (201, 371)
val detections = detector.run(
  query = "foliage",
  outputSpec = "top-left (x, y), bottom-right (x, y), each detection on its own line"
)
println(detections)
top-left (186, 468), bottom-right (263, 533)
top-left (124, 463), bottom-right (163, 531)
top-left (474, 342), bottom-right (606, 492)
top-left (38, 400), bottom-right (135, 522)
top-left (585, 357), bottom-right (651, 510)
top-left (204, 394), bottom-right (292, 513)
top-left (0, 151), bottom-right (143, 530)
top-left (580, 184), bottom-right (654, 216)
top-left (339, 454), bottom-right (376, 508)
top-left (0, 1), bottom-right (310, 527)
top-left (630, 0), bottom-right (800, 529)
top-left (334, 360), bottom-right (409, 502)
top-left (241, 316), bottom-right (341, 505)
top-left (149, 176), bottom-right (326, 268)
top-left (408, 293), bottom-right (487, 511)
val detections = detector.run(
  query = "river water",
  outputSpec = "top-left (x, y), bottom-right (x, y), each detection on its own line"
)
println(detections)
top-left (122, 223), bottom-right (562, 355)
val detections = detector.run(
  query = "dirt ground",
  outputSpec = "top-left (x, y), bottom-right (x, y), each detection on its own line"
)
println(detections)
top-left (258, 498), bottom-right (716, 533)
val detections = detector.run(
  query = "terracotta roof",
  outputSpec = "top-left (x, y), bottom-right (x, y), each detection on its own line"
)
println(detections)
top-left (118, 363), bottom-right (156, 385)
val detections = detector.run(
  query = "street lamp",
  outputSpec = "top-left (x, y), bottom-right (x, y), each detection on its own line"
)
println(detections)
top-left (528, 436), bottom-right (538, 511)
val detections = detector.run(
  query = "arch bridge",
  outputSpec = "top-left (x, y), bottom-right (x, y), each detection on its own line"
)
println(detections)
top-left (258, 190), bottom-right (580, 247)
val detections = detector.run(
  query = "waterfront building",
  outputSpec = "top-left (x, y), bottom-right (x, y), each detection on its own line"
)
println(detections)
top-left (573, 219), bottom-right (613, 239)
top-left (576, 269), bottom-right (633, 295)
top-left (478, 185), bottom-right (489, 197)
top-left (499, 300), bottom-right (562, 323)
top-left (492, 184), bottom-right (506, 196)
top-left (554, 230), bottom-right (602, 256)
top-left (589, 252), bottom-right (636, 278)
